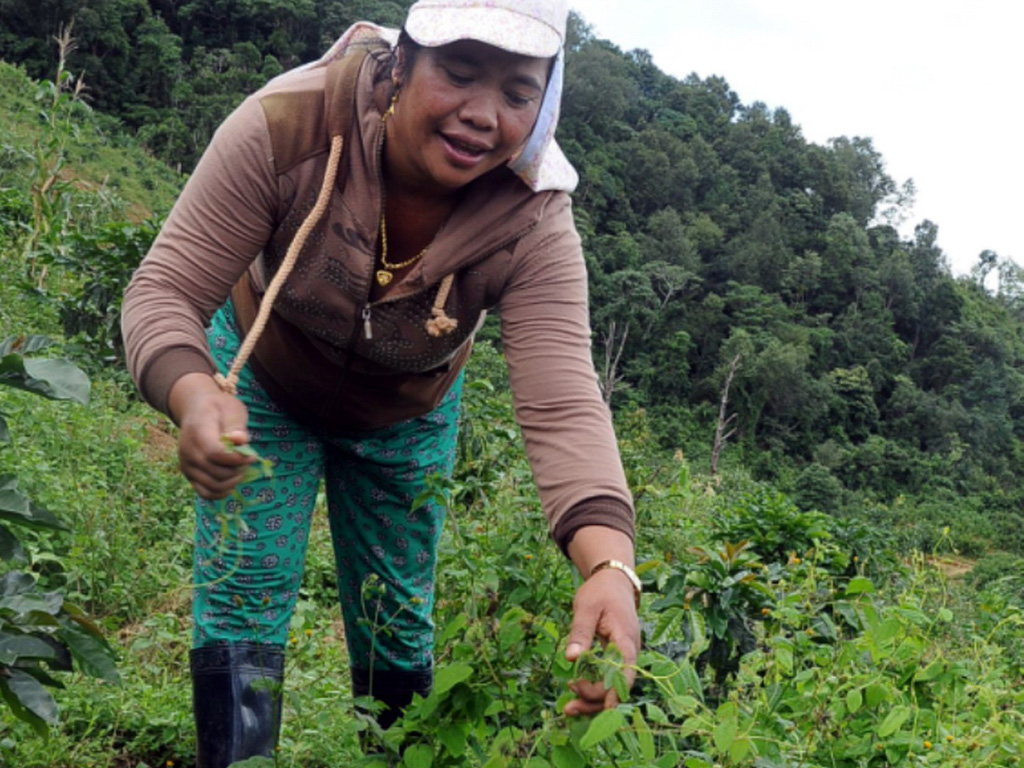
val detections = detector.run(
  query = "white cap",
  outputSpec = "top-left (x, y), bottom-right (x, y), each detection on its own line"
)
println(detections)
top-left (405, 0), bottom-right (568, 58)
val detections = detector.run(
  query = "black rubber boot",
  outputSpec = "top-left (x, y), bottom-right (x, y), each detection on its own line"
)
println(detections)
top-left (352, 667), bottom-right (433, 729)
top-left (190, 642), bottom-right (285, 768)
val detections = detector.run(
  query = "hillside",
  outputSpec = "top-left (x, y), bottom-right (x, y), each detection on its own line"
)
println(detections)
top-left (2, 7), bottom-right (1024, 767)
top-left (0, 61), bottom-right (181, 220)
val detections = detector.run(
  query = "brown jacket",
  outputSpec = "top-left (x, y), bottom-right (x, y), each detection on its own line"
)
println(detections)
top-left (122, 50), bottom-right (633, 548)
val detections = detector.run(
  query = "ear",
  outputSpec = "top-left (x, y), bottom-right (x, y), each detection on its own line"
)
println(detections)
top-left (392, 46), bottom-right (407, 86)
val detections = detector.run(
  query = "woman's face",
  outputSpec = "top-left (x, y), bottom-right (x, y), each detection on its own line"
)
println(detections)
top-left (385, 40), bottom-right (549, 196)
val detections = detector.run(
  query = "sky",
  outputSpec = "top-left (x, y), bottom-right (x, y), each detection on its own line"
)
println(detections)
top-left (570, 0), bottom-right (1023, 276)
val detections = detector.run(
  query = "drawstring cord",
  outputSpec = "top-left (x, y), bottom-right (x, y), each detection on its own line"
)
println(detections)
top-left (426, 274), bottom-right (458, 337)
top-left (215, 129), bottom-right (461, 395)
top-left (215, 135), bottom-right (345, 395)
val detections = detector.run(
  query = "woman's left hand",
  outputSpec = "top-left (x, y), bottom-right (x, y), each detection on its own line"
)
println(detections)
top-left (562, 546), bottom-right (640, 716)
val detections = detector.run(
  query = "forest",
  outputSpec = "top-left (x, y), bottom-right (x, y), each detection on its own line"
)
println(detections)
top-left (3, 1), bottom-right (1024, 766)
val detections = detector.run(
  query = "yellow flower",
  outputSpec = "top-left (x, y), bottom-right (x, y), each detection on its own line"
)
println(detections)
top-left (923, 740), bottom-right (933, 750)
top-left (946, 735), bottom-right (954, 743)
top-left (524, 554), bottom-right (533, 560)
top-left (760, 607), bottom-right (771, 616)
top-left (305, 628), bottom-right (312, 637)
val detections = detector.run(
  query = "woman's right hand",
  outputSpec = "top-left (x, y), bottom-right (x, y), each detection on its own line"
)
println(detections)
top-left (168, 372), bottom-right (255, 499)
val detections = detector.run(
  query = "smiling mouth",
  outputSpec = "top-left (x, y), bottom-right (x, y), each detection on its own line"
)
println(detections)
top-left (444, 136), bottom-right (488, 157)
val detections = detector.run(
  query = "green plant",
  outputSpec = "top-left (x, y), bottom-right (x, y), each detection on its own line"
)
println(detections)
top-left (46, 217), bottom-right (161, 368)
top-left (0, 334), bottom-right (120, 736)
top-left (652, 541), bottom-right (775, 688)
top-left (21, 25), bottom-right (89, 272)
top-left (711, 488), bottom-right (834, 565)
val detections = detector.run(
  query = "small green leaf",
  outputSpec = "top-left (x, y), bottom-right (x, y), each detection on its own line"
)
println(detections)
top-left (550, 744), bottom-right (585, 768)
top-left (878, 705), bottom-right (910, 738)
top-left (437, 722), bottom-right (468, 757)
top-left (633, 708), bottom-right (655, 762)
top-left (437, 612), bottom-right (468, 645)
top-left (433, 661), bottom-right (473, 696)
top-left (0, 632), bottom-right (58, 665)
top-left (645, 702), bottom-right (669, 724)
top-left (845, 577), bottom-right (875, 596)
top-left (713, 715), bottom-right (737, 753)
top-left (846, 688), bottom-right (863, 714)
top-left (729, 737), bottom-right (751, 764)
top-left (4, 668), bottom-right (58, 724)
top-left (0, 336), bottom-right (54, 357)
top-left (58, 619), bottom-right (120, 683)
top-left (0, 591), bottom-right (63, 616)
top-left (0, 526), bottom-right (24, 561)
top-left (401, 744), bottom-right (433, 768)
top-left (865, 683), bottom-right (890, 709)
top-left (579, 708), bottom-right (625, 750)
top-left (0, 476), bottom-right (66, 531)
top-left (0, 355), bottom-right (90, 404)
top-left (916, 660), bottom-right (944, 682)
top-left (776, 644), bottom-right (794, 675)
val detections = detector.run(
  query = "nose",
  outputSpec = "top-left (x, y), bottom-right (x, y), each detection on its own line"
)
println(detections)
top-left (457, 88), bottom-right (499, 131)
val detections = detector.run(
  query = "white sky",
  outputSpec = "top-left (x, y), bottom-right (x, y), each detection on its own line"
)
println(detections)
top-left (571, 0), bottom-right (1024, 276)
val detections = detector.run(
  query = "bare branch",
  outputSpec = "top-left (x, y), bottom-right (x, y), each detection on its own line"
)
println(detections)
top-left (711, 353), bottom-right (742, 476)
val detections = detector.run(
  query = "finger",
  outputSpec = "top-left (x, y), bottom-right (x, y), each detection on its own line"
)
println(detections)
top-left (205, 448), bottom-right (256, 470)
top-left (566, 604), bottom-right (599, 661)
top-left (220, 397), bottom-right (250, 441)
top-left (187, 468), bottom-right (247, 499)
top-left (570, 679), bottom-right (608, 703)
top-left (563, 697), bottom-right (606, 717)
top-left (563, 683), bottom-right (619, 717)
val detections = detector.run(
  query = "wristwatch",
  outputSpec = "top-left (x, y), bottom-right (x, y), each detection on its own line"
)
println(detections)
top-left (589, 559), bottom-right (642, 609)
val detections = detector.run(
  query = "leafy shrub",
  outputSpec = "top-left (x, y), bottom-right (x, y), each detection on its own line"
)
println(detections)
top-left (711, 487), bottom-right (834, 565)
top-left (793, 461), bottom-right (844, 514)
top-left (0, 335), bottom-right (120, 736)
top-left (42, 217), bottom-right (160, 368)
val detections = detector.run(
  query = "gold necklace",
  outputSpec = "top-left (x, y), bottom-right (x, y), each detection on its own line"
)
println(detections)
top-left (376, 212), bottom-right (429, 286)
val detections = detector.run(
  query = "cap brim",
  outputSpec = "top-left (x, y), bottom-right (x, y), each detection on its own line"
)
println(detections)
top-left (406, 6), bottom-right (562, 58)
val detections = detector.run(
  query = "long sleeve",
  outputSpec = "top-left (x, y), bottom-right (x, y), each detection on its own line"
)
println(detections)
top-left (497, 194), bottom-right (634, 550)
top-left (122, 95), bottom-right (280, 416)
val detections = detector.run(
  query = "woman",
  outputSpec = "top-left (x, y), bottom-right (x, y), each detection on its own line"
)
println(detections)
top-left (122, 1), bottom-right (639, 765)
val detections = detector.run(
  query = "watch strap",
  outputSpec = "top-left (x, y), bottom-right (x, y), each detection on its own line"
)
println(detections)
top-left (589, 559), bottom-right (641, 609)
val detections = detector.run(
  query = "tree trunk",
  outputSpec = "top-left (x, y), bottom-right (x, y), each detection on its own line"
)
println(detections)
top-left (710, 353), bottom-right (741, 475)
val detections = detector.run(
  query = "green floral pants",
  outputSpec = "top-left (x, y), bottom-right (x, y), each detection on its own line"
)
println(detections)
top-left (193, 300), bottom-right (461, 673)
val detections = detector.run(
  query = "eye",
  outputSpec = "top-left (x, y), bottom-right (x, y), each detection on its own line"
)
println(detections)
top-left (443, 67), bottom-right (473, 86)
top-left (505, 90), bottom-right (538, 108)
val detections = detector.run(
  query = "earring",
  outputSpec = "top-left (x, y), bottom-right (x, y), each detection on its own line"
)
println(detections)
top-left (382, 80), bottom-right (400, 123)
